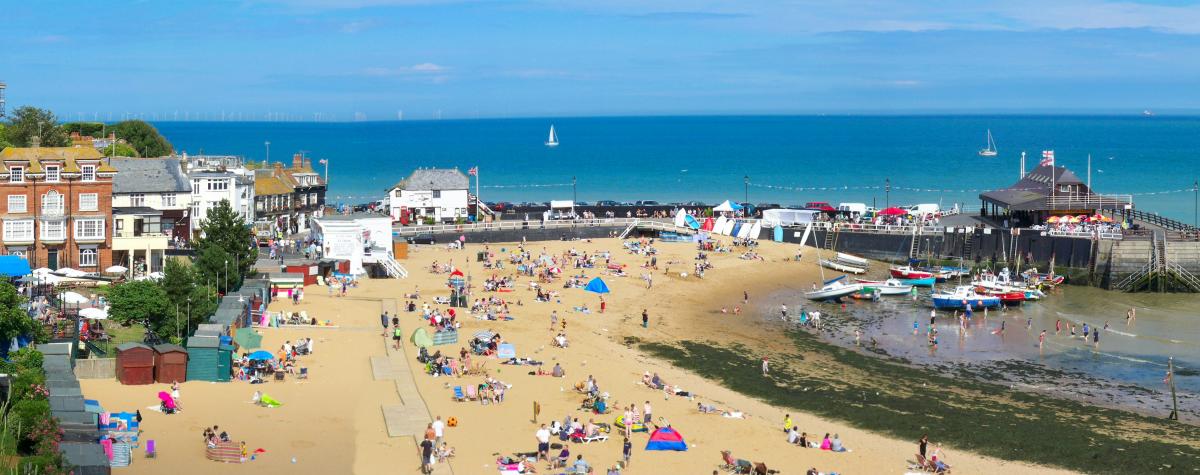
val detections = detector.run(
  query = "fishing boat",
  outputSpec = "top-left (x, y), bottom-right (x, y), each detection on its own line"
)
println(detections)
top-left (805, 276), bottom-right (863, 302)
top-left (889, 265), bottom-right (934, 280)
top-left (859, 276), bottom-right (934, 287)
top-left (978, 129), bottom-right (998, 157)
top-left (545, 125), bottom-right (559, 147)
top-left (974, 287), bottom-right (1026, 305)
top-left (930, 285), bottom-right (1001, 310)
top-left (1020, 268), bottom-right (1065, 286)
top-left (820, 259), bottom-right (867, 274)
top-left (852, 278), bottom-right (914, 295)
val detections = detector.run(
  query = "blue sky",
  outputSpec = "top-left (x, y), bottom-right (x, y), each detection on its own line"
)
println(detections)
top-left (5, 0), bottom-right (1200, 120)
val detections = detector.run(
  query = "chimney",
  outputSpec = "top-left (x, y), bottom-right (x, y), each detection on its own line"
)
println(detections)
top-left (31, 136), bottom-right (41, 149)
top-left (274, 162), bottom-right (284, 177)
top-left (292, 153), bottom-right (303, 169)
top-left (302, 158), bottom-right (311, 169)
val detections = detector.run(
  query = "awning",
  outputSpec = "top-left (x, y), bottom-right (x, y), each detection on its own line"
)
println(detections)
top-left (0, 256), bottom-right (32, 277)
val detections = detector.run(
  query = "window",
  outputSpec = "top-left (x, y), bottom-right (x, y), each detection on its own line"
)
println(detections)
top-left (1059, 185), bottom-right (1071, 193)
top-left (191, 202), bottom-right (203, 220)
top-left (130, 193), bottom-right (145, 207)
top-left (3, 220), bottom-right (34, 242)
top-left (79, 249), bottom-right (97, 267)
top-left (207, 179), bottom-right (228, 191)
top-left (40, 219), bottom-right (65, 240)
top-left (81, 165), bottom-right (96, 182)
top-left (45, 166), bottom-right (60, 182)
top-left (163, 193), bottom-right (177, 207)
top-left (75, 218), bottom-right (105, 240)
top-left (139, 216), bottom-right (161, 235)
top-left (80, 193), bottom-right (99, 211)
top-left (9, 166), bottom-right (23, 183)
top-left (192, 179), bottom-right (201, 194)
top-left (432, 190), bottom-right (442, 199)
top-left (7, 195), bottom-right (27, 213)
top-left (115, 218), bottom-right (124, 236)
top-left (41, 191), bottom-right (64, 215)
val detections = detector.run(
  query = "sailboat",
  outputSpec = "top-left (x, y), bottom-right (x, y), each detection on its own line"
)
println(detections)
top-left (978, 129), bottom-right (997, 157)
top-left (545, 125), bottom-right (559, 147)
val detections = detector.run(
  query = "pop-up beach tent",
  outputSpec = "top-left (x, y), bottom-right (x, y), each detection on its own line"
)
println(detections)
top-left (645, 426), bottom-right (688, 451)
top-left (713, 200), bottom-right (743, 212)
top-left (584, 277), bottom-right (610, 294)
top-left (411, 327), bottom-right (434, 348)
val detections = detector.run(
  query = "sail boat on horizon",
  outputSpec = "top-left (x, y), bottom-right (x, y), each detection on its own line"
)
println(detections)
top-left (545, 125), bottom-right (559, 147)
top-left (978, 129), bottom-right (998, 157)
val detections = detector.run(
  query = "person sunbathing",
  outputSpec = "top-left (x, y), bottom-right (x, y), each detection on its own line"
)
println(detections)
top-left (721, 409), bottom-right (746, 419)
top-left (697, 402), bottom-right (720, 414)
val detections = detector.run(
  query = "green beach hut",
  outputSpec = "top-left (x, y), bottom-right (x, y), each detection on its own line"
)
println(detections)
top-left (186, 336), bottom-right (234, 382)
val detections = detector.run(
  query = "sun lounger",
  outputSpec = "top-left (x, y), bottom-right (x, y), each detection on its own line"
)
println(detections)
top-left (582, 433), bottom-right (608, 444)
top-left (452, 386), bottom-right (466, 402)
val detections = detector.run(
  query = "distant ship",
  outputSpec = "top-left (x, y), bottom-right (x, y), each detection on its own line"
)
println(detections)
top-left (978, 129), bottom-right (998, 157)
top-left (545, 125), bottom-right (559, 147)
top-left (1143, 110), bottom-right (1154, 117)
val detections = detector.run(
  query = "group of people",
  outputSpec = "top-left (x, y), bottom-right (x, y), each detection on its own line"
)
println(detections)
top-left (419, 416), bottom-right (455, 473)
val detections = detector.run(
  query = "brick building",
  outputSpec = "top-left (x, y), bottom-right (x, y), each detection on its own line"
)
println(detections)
top-left (0, 146), bottom-right (116, 271)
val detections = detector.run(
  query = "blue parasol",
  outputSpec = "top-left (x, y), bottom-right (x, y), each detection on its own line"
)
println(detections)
top-left (248, 350), bottom-right (275, 361)
top-left (584, 277), bottom-right (610, 294)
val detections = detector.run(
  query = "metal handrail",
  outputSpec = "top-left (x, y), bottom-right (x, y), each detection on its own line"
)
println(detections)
top-left (1045, 194), bottom-right (1133, 210)
top-left (392, 217), bottom-right (676, 235)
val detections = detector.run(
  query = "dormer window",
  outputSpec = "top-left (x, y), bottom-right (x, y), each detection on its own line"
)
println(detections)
top-left (9, 166), bottom-right (23, 183)
top-left (46, 165), bottom-right (61, 183)
top-left (82, 165), bottom-right (96, 182)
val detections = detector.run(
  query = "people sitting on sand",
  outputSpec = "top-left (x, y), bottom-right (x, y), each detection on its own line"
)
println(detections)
top-left (572, 454), bottom-right (591, 474)
top-left (820, 433), bottom-right (832, 450)
top-left (552, 363), bottom-right (565, 378)
top-left (554, 333), bottom-right (569, 348)
top-left (829, 434), bottom-right (848, 452)
top-left (697, 402), bottom-right (720, 414)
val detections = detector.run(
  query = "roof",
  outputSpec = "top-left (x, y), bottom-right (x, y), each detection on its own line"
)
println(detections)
top-left (255, 173), bottom-right (293, 196)
top-left (110, 157), bottom-right (191, 193)
top-left (0, 146), bottom-right (118, 174)
top-left (114, 206), bottom-right (163, 216)
top-left (980, 165), bottom-right (1091, 211)
top-left (153, 343), bottom-right (187, 353)
top-left (391, 168), bottom-right (469, 191)
top-left (116, 342), bottom-right (152, 352)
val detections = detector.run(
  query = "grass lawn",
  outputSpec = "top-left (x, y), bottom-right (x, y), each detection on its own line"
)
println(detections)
top-left (88, 323), bottom-right (147, 357)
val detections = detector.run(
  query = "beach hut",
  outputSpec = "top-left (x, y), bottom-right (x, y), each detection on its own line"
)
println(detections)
top-left (186, 336), bottom-right (234, 382)
top-left (410, 328), bottom-right (434, 349)
top-left (645, 426), bottom-right (688, 451)
top-left (115, 343), bottom-right (155, 385)
top-left (153, 344), bottom-right (188, 383)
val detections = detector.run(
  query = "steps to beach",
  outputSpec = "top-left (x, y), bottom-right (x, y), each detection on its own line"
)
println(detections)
top-left (380, 253), bottom-right (409, 278)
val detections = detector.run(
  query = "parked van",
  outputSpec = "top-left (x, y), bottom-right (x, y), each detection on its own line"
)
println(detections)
top-left (837, 203), bottom-right (868, 217)
top-left (906, 203), bottom-right (940, 216)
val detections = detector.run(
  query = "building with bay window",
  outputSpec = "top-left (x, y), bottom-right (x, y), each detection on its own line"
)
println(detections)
top-left (109, 157), bottom-right (193, 276)
top-left (0, 146), bottom-right (116, 271)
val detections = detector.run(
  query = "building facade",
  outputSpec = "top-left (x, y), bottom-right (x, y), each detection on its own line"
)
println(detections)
top-left (0, 146), bottom-right (116, 271)
top-left (387, 168), bottom-right (470, 223)
top-left (109, 157), bottom-right (193, 276)
top-left (253, 154), bottom-right (326, 236)
top-left (184, 155), bottom-right (256, 238)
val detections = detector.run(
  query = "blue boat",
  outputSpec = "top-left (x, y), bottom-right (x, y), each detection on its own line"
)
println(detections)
top-left (900, 276), bottom-right (936, 287)
top-left (930, 286), bottom-right (1001, 310)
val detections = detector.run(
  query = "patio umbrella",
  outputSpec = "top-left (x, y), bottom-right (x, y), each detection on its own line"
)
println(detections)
top-left (248, 350), bottom-right (275, 361)
top-left (104, 265), bottom-right (128, 274)
top-left (1046, 216), bottom-right (1060, 223)
top-left (59, 291), bottom-right (90, 304)
top-left (79, 307), bottom-right (108, 320)
top-left (878, 207), bottom-right (909, 216)
top-left (31, 267), bottom-right (54, 276)
top-left (55, 268), bottom-right (88, 277)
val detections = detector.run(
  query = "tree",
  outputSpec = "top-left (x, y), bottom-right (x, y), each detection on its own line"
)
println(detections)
top-left (0, 282), bottom-right (39, 348)
top-left (0, 124), bottom-right (12, 151)
top-left (110, 120), bottom-right (173, 157)
top-left (3, 107), bottom-right (69, 147)
top-left (100, 142), bottom-right (139, 157)
top-left (107, 280), bottom-right (170, 329)
top-left (61, 122), bottom-right (106, 137)
top-left (195, 199), bottom-right (257, 293)
top-left (193, 242), bottom-right (234, 295)
top-left (159, 259), bottom-right (217, 338)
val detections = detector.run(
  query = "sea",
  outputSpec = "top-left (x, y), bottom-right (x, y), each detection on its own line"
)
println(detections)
top-left (154, 115), bottom-right (1200, 222)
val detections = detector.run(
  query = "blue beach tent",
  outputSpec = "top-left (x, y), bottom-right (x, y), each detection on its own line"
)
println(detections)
top-left (645, 426), bottom-right (688, 451)
top-left (584, 277), bottom-right (610, 294)
top-left (248, 350), bottom-right (274, 361)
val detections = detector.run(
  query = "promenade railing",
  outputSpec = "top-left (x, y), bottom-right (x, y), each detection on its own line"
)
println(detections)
top-left (391, 217), bottom-right (680, 236)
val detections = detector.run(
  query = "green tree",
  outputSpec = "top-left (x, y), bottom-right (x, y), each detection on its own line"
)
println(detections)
top-left (159, 259), bottom-right (217, 338)
top-left (3, 107), bottom-right (69, 147)
top-left (0, 282), bottom-right (39, 348)
top-left (107, 280), bottom-right (170, 329)
top-left (100, 142), bottom-right (139, 157)
top-left (61, 122), bottom-right (105, 137)
top-left (195, 199), bottom-right (257, 293)
top-left (111, 120), bottom-right (173, 157)
top-left (0, 123), bottom-right (12, 151)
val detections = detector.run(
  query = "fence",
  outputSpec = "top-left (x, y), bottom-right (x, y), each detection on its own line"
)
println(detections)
top-left (392, 217), bottom-right (678, 236)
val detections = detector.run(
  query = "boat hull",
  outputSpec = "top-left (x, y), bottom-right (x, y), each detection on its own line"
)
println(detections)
top-left (890, 267), bottom-right (933, 279)
top-left (806, 283), bottom-right (863, 301)
top-left (931, 295), bottom-right (1001, 310)
top-left (820, 259), bottom-right (867, 275)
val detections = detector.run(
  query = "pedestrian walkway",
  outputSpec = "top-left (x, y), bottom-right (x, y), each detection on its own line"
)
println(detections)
top-left (373, 298), bottom-right (454, 474)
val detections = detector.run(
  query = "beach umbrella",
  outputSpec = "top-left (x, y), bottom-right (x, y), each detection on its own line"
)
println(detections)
top-left (450, 269), bottom-right (464, 277)
top-left (878, 207), bottom-right (908, 216)
top-left (59, 291), bottom-right (90, 304)
top-left (472, 330), bottom-right (495, 341)
top-left (32, 267), bottom-right (54, 276)
top-left (54, 267), bottom-right (88, 277)
top-left (104, 265), bottom-right (128, 274)
top-left (248, 350), bottom-right (275, 361)
top-left (79, 307), bottom-right (108, 320)
top-left (1046, 216), bottom-right (1060, 223)
top-left (584, 277), bottom-right (610, 294)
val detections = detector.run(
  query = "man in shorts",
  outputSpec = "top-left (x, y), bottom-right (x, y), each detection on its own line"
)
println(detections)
top-left (535, 424), bottom-right (551, 460)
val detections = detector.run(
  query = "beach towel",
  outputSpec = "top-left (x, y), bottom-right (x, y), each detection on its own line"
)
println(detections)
top-left (260, 394), bottom-right (282, 407)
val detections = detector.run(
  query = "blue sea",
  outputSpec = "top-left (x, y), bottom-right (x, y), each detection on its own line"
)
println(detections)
top-left (154, 116), bottom-right (1200, 221)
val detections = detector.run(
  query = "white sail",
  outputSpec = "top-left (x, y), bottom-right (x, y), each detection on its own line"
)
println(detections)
top-left (978, 129), bottom-right (997, 156)
top-left (545, 125), bottom-right (559, 146)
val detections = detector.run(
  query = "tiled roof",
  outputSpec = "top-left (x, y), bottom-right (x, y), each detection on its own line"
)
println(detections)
top-left (255, 173), bottom-right (293, 196)
top-left (391, 168), bottom-right (469, 191)
top-left (110, 157), bottom-right (191, 193)
top-left (0, 146), bottom-right (118, 174)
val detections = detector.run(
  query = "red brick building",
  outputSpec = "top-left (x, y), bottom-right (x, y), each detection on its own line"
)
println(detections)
top-left (0, 146), bottom-right (116, 271)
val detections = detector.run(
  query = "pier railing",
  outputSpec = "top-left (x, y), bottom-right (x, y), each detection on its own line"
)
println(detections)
top-left (392, 217), bottom-right (687, 236)
top-left (1045, 194), bottom-right (1133, 210)
top-left (1044, 229), bottom-right (1124, 240)
top-left (1125, 209), bottom-right (1197, 233)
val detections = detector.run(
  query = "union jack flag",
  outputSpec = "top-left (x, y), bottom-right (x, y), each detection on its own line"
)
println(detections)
top-left (1040, 150), bottom-right (1055, 167)
top-left (468, 166), bottom-right (478, 176)
top-left (318, 159), bottom-right (327, 165)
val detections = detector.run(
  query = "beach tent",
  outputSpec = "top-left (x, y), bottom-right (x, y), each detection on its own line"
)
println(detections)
top-left (497, 343), bottom-right (516, 359)
top-left (410, 327), bottom-right (434, 349)
top-left (234, 327), bottom-right (263, 350)
top-left (761, 209), bottom-right (819, 227)
top-left (0, 255), bottom-right (31, 277)
top-left (645, 427), bottom-right (688, 451)
top-left (584, 277), bottom-right (610, 294)
top-left (713, 200), bottom-right (743, 212)
top-left (248, 350), bottom-right (274, 361)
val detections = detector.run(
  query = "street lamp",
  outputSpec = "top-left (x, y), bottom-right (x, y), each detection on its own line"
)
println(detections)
top-left (265, 141), bottom-right (271, 163)
top-left (224, 259), bottom-right (229, 293)
top-left (743, 175), bottom-right (749, 205)
top-left (186, 297), bottom-right (192, 334)
top-left (885, 178), bottom-right (891, 208)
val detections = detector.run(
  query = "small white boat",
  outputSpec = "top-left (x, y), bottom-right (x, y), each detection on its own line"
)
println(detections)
top-left (806, 276), bottom-right (863, 301)
top-left (820, 259), bottom-right (867, 275)
top-left (834, 252), bottom-right (868, 268)
top-left (545, 125), bottom-right (559, 147)
top-left (858, 278), bottom-right (914, 295)
top-left (978, 129), bottom-right (998, 157)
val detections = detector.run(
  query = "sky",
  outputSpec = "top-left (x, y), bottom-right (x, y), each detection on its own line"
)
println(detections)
top-left (5, 0), bottom-right (1200, 120)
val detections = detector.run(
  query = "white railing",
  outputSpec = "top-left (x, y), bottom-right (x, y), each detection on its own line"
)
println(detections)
top-left (812, 221), bottom-right (946, 236)
top-left (392, 217), bottom-right (679, 236)
top-left (1045, 194), bottom-right (1133, 210)
top-left (1043, 229), bottom-right (1124, 240)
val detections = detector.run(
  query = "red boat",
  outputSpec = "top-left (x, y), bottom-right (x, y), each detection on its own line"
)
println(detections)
top-left (889, 266), bottom-right (934, 279)
top-left (974, 287), bottom-right (1025, 305)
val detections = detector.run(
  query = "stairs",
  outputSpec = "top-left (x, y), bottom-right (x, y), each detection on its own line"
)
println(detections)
top-left (824, 224), bottom-right (839, 251)
top-left (618, 219), bottom-right (639, 239)
top-left (1112, 231), bottom-right (1200, 292)
top-left (1087, 236), bottom-right (1100, 284)
top-left (84, 340), bottom-right (107, 357)
top-left (962, 230), bottom-right (974, 260)
top-left (908, 226), bottom-right (921, 259)
top-left (379, 253), bottom-right (408, 279)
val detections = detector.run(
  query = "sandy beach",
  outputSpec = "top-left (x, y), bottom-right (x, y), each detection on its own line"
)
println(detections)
top-left (82, 237), bottom-right (1076, 474)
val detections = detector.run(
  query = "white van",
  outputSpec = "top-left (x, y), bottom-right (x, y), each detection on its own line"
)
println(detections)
top-left (837, 203), bottom-right (868, 217)
top-left (906, 203), bottom-right (940, 216)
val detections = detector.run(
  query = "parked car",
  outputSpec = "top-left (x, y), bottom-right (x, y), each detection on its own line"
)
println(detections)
top-left (756, 202), bottom-right (781, 210)
top-left (575, 201), bottom-right (591, 206)
top-left (488, 201), bottom-right (513, 211)
top-left (406, 233), bottom-right (435, 245)
top-left (804, 201), bottom-right (836, 212)
top-left (595, 200), bottom-right (619, 207)
top-left (681, 200), bottom-right (708, 207)
top-left (634, 200), bottom-right (661, 206)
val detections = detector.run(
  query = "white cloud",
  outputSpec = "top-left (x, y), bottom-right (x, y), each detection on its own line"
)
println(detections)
top-left (339, 19), bottom-right (379, 33)
top-left (411, 62), bottom-right (445, 72)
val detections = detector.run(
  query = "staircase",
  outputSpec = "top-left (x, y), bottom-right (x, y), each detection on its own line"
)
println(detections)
top-left (470, 193), bottom-right (496, 220)
top-left (84, 340), bottom-right (107, 357)
top-left (1087, 236), bottom-right (1100, 285)
top-left (824, 224), bottom-right (839, 251)
top-left (379, 253), bottom-right (408, 279)
top-left (962, 230), bottom-right (974, 260)
top-left (1112, 231), bottom-right (1200, 292)
top-left (618, 219), bottom-right (639, 239)
top-left (908, 226), bottom-right (921, 259)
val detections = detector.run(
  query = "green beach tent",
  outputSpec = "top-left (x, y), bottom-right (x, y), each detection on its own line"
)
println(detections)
top-left (235, 327), bottom-right (263, 350)
top-left (410, 327), bottom-right (434, 348)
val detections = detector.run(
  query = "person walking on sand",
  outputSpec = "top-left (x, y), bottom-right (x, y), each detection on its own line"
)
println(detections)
top-left (919, 434), bottom-right (929, 459)
top-left (535, 424), bottom-right (551, 461)
top-left (781, 304), bottom-right (788, 320)
top-left (643, 401), bottom-right (653, 426)
top-left (1039, 330), bottom-right (1046, 349)
top-left (380, 311), bottom-right (390, 337)
top-left (743, 290), bottom-right (749, 304)
top-left (642, 309), bottom-right (649, 329)
top-left (550, 311), bottom-right (558, 332)
top-left (600, 297), bottom-right (606, 313)
top-left (432, 416), bottom-right (445, 446)
top-left (762, 357), bottom-right (770, 376)
top-left (1093, 327), bottom-right (1100, 348)
top-left (623, 437), bottom-right (632, 467)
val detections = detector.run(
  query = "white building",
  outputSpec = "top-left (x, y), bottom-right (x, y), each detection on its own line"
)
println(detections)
top-left (311, 214), bottom-right (397, 276)
top-left (183, 155), bottom-right (256, 237)
top-left (387, 168), bottom-right (470, 223)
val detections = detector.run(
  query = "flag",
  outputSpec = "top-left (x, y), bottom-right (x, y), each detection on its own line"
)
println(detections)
top-left (318, 159), bottom-right (327, 165)
top-left (1040, 150), bottom-right (1055, 167)
top-left (468, 166), bottom-right (478, 176)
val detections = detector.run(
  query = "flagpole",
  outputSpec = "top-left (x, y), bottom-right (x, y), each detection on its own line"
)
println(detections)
top-left (475, 167), bottom-right (481, 223)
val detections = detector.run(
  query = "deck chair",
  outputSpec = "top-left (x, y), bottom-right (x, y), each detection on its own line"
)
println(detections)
top-left (465, 385), bottom-right (479, 401)
top-left (145, 440), bottom-right (156, 459)
top-left (298, 367), bottom-right (309, 379)
top-left (274, 371), bottom-right (285, 381)
top-left (720, 450), bottom-right (751, 474)
top-left (582, 433), bottom-right (608, 444)
top-left (452, 386), bottom-right (466, 402)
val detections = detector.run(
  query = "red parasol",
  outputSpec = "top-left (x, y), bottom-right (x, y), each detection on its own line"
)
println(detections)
top-left (878, 207), bottom-right (908, 216)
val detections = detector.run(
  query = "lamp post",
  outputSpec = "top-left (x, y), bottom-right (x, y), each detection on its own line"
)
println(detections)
top-left (743, 175), bottom-right (749, 205)
top-left (1193, 180), bottom-right (1198, 229)
top-left (224, 259), bottom-right (228, 293)
top-left (187, 297), bottom-right (192, 334)
top-left (885, 178), bottom-right (891, 209)
top-left (265, 141), bottom-right (271, 163)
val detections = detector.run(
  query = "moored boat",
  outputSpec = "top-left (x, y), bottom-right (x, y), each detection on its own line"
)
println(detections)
top-left (806, 276), bottom-right (863, 302)
top-left (820, 259), bottom-right (867, 275)
top-left (890, 266), bottom-right (933, 279)
top-left (852, 278), bottom-right (913, 295)
top-left (930, 285), bottom-right (1001, 309)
